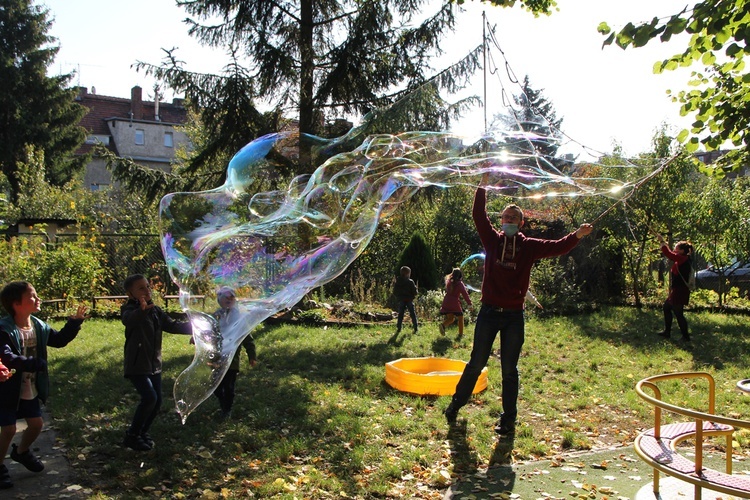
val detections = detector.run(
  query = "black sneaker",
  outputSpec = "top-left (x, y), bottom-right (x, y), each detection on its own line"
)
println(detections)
top-left (657, 330), bottom-right (671, 338)
top-left (443, 404), bottom-right (458, 424)
top-left (494, 420), bottom-right (515, 437)
top-left (10, 443), bottom-right (44, 472)
top-left (0, 464), bottom-right (12, 489)
top-left (681, 334), bottom-right (691, 343)
top-left (140, 432), bottom-right (155, 448)
top-left (123, 432), bottom-right (152, 451)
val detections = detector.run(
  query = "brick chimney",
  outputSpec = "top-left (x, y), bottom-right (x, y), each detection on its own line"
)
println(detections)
top-left (131, 86), bottom-right (143, 120)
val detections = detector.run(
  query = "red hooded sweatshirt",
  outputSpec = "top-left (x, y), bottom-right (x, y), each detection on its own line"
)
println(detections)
top-left (473, 188), bottom-right (581, 309)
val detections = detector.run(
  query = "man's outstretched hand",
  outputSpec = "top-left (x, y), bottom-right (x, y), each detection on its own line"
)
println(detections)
top-left (576, 223), bottom-right (594, 239)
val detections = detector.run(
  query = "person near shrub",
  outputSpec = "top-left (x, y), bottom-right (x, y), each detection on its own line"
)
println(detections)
top-left (211, 287), bottom-right (256, 419)
top-left (0, 281), bottom-right (88, 489)
top-left (393, 266), bottom-right (419, 333)
top-left (439, 268), bottom-right (473, 337)
top-left (652, 230), bottom-right (693, 342)
top-left (444, 180), bottom-right (593, 437)
top-left (121, 274), bottom-right (192, 451)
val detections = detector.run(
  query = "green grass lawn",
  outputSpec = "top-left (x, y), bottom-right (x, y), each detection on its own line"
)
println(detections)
top-left (45, 306), bottom-right (750, 499)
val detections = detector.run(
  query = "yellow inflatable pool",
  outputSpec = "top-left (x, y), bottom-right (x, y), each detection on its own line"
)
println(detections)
top-left (385, 357), bottom-right (488, 396)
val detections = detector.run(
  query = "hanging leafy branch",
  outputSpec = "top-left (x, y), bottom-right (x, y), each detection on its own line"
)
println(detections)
top-left (597, 0), bottom-right (750, 175)
top-left (461, 0), bottom-right (557, 15)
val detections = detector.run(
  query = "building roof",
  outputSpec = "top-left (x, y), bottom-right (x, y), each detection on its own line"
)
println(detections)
top-left (74, 86), bottom-right (188, 155)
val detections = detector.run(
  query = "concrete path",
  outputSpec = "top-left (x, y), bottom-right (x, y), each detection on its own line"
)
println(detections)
top-left (442, 443), bottom-right (749, 500)
top-left (2, 413), bottom-right (90, 499)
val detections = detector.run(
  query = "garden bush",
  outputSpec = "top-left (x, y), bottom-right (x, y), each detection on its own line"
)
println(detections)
top-left (0, 236), bottom-right (106, 306)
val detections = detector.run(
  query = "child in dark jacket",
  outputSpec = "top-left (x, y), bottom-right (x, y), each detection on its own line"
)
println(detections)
top-left (393, 266), bottom-right (418, 333)
top-left (121, 275), bottom-right (192, 451)
top-left (0, 281), bottom-right (87, 489)
top-left (212, 287), bottom-right (257, 419)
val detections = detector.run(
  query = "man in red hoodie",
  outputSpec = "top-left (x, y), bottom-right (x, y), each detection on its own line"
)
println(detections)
top-left (444, 183), bottom-right (593, 437)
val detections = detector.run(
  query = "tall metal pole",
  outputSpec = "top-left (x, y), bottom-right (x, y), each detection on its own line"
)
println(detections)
top-left (483, 11), bottom-right (487, 135)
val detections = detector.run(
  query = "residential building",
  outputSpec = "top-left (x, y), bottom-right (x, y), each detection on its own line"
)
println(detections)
top-left (74, 85), bottom-right (190, 190)
top-left (694, 149), bottom-right (749, 177)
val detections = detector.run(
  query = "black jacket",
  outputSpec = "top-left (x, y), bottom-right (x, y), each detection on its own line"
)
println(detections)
top-left (121, 300), bottom-right (192, 377)
top-left (0, 315), bottom-right (82, 410)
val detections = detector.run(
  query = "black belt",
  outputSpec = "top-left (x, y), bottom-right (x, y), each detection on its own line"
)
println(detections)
top-left (486, 305), bottom-right (523, 312)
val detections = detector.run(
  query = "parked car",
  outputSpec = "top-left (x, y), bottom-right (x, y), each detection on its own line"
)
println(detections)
top-left (694, 260), bottom-right (750, 294)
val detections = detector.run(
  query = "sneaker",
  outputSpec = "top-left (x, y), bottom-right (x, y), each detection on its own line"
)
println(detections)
top-left (0, 464), bottom-right (12, 489)
top-left (140, 432), bottom-right (155, 448)
top-left (439, 323), bottom-right (446, 335)
top-left (443, 404), bottom-right (458, 424)
top-left (123, 431), bottom-right (152, 451)
top-left (494, 420), bottom-right (515, 437)
top-left (10, 443), bottom-right (44, 472)
top-left (657, 330), bottom-right (671, 338)
top-left (681, 334), bottom-right (691, 342)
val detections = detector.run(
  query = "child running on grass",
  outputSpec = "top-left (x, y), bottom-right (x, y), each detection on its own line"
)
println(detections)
top-left (212, 287), bottom-right (257, 419)
top-left (393, 266), bottom-right (419, 333)
top-left (0, 281), bottom-right (88, 489)
top-left (439, 268), bottom-right (473, 337)
top-left (121, 274), bottom-right (192, 451)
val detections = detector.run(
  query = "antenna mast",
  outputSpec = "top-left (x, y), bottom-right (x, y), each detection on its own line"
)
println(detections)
top-left (482, 11), bottom-right (487, 135)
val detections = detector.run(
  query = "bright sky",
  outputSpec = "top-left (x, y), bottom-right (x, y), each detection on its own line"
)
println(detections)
top-left (41, 0), bottom-right (695, 158)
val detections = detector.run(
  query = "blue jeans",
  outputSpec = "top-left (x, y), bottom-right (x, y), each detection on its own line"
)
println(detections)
top-left (128, 373), bottom-right (162, 435)
top-left (451, 305), bottom-right (525, 423)
top-left (397, 300), bottom-right (418, 330)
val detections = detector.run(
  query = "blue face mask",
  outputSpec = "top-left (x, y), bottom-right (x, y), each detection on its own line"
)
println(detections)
top-left (502, 223), bottom-right (519, 237)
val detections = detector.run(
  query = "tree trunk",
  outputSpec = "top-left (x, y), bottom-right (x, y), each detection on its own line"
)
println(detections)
top-left (298, 0), bottom-right (315, 173)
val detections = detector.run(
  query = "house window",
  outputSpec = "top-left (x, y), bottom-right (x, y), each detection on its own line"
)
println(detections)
top-left (85, 135), bottom-right (110, 146)
top-left (135, 129), bottom-right (145, 145)
top-left (164, 132), bottom-right (173, 148)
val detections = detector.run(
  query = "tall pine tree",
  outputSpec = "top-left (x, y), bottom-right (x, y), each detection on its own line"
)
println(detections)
top-left (0, 0), bottom-right (87, 203)
top-left (397, 232), bottom-right (439, 291)
top-left (492, 75), bottom-right (563, 132)
top-left (129, 0), bottom-right (484, 191)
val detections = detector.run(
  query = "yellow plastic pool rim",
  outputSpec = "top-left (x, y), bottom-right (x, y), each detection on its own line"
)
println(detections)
top-left (384, 357), bottom-right (488, 396)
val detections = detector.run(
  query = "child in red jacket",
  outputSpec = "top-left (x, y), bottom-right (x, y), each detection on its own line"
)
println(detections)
top-left (439, 268), bottom-right (473, 337)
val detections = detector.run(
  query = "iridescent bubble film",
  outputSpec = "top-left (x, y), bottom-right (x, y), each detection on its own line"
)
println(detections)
top-left (160, 127), bottom-right (660, 421)
top-left (460, 253), bottom-right (486, 293)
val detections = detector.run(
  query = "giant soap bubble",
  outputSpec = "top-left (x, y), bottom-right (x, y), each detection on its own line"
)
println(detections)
top-left (160, 125), bottom-right (660, 421)
top-left (460, 253), bottom-right (485, 293)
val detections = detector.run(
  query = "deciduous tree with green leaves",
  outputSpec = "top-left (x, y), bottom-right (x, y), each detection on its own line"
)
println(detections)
top-left (592, 131), bottom-right (701, 307)
top-left (0, 0), bottom-right (87, 202)
top-left (598, 1), bottom-right (750, 174)
top-left (690, 176), bottom-right (750, 304)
